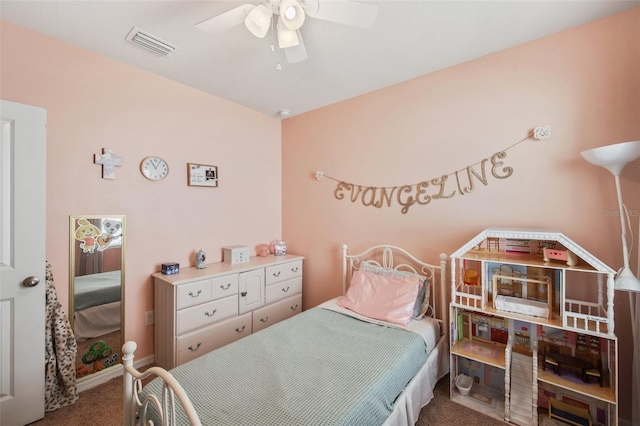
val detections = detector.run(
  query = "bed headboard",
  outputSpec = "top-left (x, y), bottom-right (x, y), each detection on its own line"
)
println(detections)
top-left (341, 244), bottom-right (448, 329)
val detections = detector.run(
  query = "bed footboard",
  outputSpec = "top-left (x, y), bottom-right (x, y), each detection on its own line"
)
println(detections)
top-left (122, 341), bottom-right (201, 426)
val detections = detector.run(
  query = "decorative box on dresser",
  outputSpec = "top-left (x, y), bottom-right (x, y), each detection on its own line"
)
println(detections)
top-left (449, 229), bottom-right (618, 426)
top-left (154, 254), bottom-right (303, 369)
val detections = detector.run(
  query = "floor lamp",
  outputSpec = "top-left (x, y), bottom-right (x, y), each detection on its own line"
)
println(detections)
top-left (581, 140), bottom-right (640, 426)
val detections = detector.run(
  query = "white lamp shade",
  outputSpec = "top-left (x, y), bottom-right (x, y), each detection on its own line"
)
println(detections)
top-left (280, 0), bottom-right (305, 30)
top-left (581, 139), bottom-right (640, 294)
top-left (245, 4), bottom-right (272, 38)
top-left (615, 267), bottom-right (640, 292)
top-left (580, 140), bottom-right (640, 176)
top-left (277, 17), bottom-right (299, 48)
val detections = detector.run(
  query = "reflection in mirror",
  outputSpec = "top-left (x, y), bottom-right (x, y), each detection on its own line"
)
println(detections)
top-left (69, 215), bottom-right (125, 380)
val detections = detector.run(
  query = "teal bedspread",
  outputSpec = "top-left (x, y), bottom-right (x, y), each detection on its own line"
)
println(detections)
top-left (140, 307), bottom-right (428, 426)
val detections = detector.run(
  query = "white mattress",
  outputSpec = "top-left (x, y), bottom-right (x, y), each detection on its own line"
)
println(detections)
top-left (494, 295), bottom-right (549, 318)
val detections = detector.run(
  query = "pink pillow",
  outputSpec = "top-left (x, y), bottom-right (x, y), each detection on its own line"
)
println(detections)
top-left (340, 270), bottom-right (421, 326)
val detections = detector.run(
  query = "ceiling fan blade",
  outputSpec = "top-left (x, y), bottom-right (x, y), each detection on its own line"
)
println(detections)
top-left (284, 30), bottom-right (308, 63)
top-left (196, 4), bottom-right (256, 34)
top-left (302, 0), bottom-right (378, 29)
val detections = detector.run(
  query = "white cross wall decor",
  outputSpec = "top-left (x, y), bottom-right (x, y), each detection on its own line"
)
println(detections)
top-left (94, 148), bottom-right (123, 179)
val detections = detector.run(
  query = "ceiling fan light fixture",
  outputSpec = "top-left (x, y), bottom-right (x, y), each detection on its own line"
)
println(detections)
top-left (245, 3), bottom-right (272, 38)
top-left (284, 7), bottom-right (296, 20)
top-left (277, 16), bottom-right (299, 48)
top-left (280, 0), bottom-right (306, 30)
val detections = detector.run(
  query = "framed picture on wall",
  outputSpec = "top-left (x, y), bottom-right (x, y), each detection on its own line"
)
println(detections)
top-left (187, 163), bottom-right (218, 187)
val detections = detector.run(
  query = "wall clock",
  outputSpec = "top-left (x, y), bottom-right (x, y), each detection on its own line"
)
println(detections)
top-left (140, 156), bottom-right (169, 181)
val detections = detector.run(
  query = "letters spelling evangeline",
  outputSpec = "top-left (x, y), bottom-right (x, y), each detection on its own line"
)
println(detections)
top-left (333, 151), bottom-right (513, 214)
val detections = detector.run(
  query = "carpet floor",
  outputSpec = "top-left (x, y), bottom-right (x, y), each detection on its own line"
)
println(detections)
top-left (29, 373), bottom-right (507, 425)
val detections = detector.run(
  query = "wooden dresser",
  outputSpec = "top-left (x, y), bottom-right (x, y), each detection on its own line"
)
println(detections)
top-left (153, 254), bottom-right (303, 369)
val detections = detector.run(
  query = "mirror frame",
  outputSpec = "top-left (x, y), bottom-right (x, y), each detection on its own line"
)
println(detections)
top-left (69, 215), bottom-right (125, 376)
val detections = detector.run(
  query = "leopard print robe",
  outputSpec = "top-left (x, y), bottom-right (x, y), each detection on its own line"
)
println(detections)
top-left (45, 261), bottom-right (79, 411)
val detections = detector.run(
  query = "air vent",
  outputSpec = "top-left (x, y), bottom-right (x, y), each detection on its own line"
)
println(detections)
top-left (126, 27), bottom-right (178, 57)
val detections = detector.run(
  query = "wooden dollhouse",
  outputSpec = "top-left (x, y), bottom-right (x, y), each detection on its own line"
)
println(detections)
top-left (449, 228), bottom-right (618, 426)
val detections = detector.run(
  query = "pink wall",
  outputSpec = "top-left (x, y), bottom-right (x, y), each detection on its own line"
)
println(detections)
top-left (282, 8), bottom-right (640, 421)
top-left (1, 21), bottom-right (282, 359)
top-left (2, 6), bottom-right (639, 421)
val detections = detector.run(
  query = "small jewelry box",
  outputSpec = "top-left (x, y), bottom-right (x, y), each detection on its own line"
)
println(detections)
top-left (223, 245), bottom-right (250, 264)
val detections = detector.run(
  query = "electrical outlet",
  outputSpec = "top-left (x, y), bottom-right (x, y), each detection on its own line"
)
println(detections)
top-left (145, 310), bottom-right (154, 326)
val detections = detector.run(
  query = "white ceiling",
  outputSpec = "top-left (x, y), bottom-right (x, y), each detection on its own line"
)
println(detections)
top-left (1, 1), bottom-right (638, 118)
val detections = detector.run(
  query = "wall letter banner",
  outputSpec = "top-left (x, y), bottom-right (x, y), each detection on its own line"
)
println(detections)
top-left (315, 126), bottom-right (551, 214)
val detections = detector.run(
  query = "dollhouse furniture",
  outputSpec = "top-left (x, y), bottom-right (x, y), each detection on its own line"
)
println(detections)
top-left (464, 269), bottom-right (479, 285)
top-left (543, 345), bottom-right (560, 374)
top-left (549, 398), bottom-right (592, 426)
top-left (585, 360), bottom-right (603, 387)
top-left (449, 228), bottom-right (619, 426)
top-left (492, 270), bottom-right (552, 319)
top-left (546, 352), bottom-right (593, 383)
top-left (487, 237), bottom-right (500, 251)
top-left (123, 244), bottom-right (449, 426)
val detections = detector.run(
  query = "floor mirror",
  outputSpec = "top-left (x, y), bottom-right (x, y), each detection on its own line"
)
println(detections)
top-left (69, 215), bottom-right (125, 379)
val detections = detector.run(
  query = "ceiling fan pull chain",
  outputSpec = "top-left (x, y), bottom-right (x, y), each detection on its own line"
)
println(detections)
top-left (270, 14), bottom-right (276, 52)
top-left (270, 14), bottom-right (281, 70)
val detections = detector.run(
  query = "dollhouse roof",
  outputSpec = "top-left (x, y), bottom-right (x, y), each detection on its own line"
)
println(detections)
top-left (450, 227), bottom-right (616, 274)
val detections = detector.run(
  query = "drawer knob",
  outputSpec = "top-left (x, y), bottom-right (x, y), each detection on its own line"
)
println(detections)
top-left (205, 309), bottom-right (217, 317)
top-left (240, 291), bottom-right (247, 297)
top-left (188, 343), bottom-right (201, 352)
top-left (235, 325), bottom-right (246, 333)
top-left (282, 286), bottom-right (290, 293)
top-left (260, 316), bottom-right (269, 323)
top-left (290, 304), bottom-right (298, 311)
top-left (291, 267), bottom-right (299, 272)
top-left (188, 290), bottom-right (202, 298)
top-left (220, 283), bottom-right (232, 290)
top-left (273, 271), bottom-right (281, 277)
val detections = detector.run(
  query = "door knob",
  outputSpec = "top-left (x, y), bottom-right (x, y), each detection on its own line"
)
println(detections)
top-left (22, 276), bottom-right (40, 287)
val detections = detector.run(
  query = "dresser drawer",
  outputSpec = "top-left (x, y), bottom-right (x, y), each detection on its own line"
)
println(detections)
top-left (265, 260), bottom-right (303, 285)
top-left (177, 295), bottom-right (238, 335)
top-left (253, 294), bottom-right (302, 333)
top-left (176, 313), bottom-right (252, 365)
top-left (211, 274), bottom-right (238, 300)
top-left (265, 276), bottom-right (302, 304)
top-left (176, 279), bottom-right (213, 310)
top-left (154, 255), bottom-right (304, 369)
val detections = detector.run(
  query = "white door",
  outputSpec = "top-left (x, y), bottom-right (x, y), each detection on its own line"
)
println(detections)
top-left (0, 100), bottom-right (47, 425)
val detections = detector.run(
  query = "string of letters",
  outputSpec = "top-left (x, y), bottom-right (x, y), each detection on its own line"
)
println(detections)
top-left (315, 127), bottom-right (551, 214)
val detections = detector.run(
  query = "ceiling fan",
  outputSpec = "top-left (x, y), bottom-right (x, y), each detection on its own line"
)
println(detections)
top-left (195, 0), bottom-right (378, 64)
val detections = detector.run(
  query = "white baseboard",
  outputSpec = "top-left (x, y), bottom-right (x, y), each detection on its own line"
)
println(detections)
top-left (77, 354), bottom-right (154, 393)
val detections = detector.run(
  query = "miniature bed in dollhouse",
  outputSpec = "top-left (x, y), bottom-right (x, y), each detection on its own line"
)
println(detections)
top-left (449, 228), bottom-right (619, 426)
top-left (491, 263), bottom-right (553, 319)
top-left (549, 397), bottom-right (592, 426)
